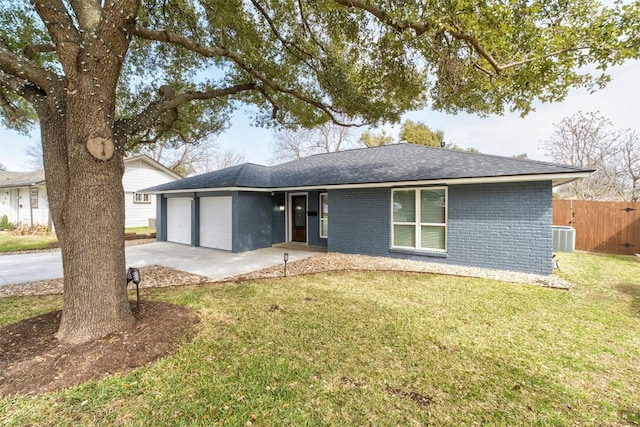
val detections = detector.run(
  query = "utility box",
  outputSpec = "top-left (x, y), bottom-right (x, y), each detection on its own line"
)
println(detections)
top-left (552, 226), bottom-right (576, 252)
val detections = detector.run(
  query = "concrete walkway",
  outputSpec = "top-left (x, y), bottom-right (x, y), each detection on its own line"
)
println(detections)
top-left (0, 242), bottom-right (321, 286)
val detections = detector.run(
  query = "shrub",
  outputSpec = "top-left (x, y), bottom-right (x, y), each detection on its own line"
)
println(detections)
top-left (0, 215), bottom-right (17, 230)
top-left (11, 224), bottom-right (52, 236)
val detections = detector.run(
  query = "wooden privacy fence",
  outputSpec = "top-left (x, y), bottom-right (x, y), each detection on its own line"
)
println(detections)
top-left (553, 200), bottom-right (640, 255)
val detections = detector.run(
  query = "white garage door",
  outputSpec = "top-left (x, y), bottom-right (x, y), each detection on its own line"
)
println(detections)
top-left (199, 196), bottom-right (232, 251)
top-left (167, 197), bottom-right (192, 245)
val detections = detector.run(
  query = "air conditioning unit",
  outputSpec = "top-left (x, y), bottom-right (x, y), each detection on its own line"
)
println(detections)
top-left (552, 226), bottom-right (576, 253)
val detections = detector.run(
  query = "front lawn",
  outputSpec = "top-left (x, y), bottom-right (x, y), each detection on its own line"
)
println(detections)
top-left (0, 230), bottom-right (58, 253)
top-left (0, 227), bottom-right (155, 253)
top-left (1, 252), bottom-right (639, 426)
top-left (124, 226), bottom-right (156, 235)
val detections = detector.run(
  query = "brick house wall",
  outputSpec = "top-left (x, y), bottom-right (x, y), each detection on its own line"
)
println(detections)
top-left (328, 181), bottom-right (553, 275)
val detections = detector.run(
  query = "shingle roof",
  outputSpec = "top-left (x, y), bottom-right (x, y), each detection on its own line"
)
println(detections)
top-left (144, 163), bottom-right (271, 192)
top-left (0, 170), bottom-right (45, 188)
top-left (144, 143), bottom-right (592, 192)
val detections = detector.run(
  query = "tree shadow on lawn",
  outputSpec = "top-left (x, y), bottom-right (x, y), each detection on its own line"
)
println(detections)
top-left (0, 300), bottom-right (199, 396)
top-left (615, 283), bottom-right (640, 316)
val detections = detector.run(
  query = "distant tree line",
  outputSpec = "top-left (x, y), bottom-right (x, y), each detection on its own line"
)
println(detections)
top-left (542, 111), bottom-right (640, 202)
top-left (269, 119), bottom-right (482, 164)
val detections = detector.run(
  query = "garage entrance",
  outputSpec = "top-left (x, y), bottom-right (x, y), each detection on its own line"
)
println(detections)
top-left (199, 196), bottom-right (232, 251)
top-left (166, 197), bottom-right (192, 245)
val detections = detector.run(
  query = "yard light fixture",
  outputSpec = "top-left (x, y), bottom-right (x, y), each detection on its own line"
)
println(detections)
top-left (127, 267), bottom-right (142, 312)
top-left (283, 252), bottom-right (289, 277)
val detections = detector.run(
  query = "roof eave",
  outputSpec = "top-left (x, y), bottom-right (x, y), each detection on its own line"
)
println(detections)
top-left (143, 172), bottom-right (592, 194)
top-left (0, 180), bottom-right (46, 189)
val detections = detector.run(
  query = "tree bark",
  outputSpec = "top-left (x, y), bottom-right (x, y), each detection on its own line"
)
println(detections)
top-left (29, 0), bottom-right (139, 344)
top-left (37, 89), bottom-right (134, 345)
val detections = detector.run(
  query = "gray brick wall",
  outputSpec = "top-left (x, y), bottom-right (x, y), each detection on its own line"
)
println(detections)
top-left (271, 192), bottom-right (286, 244)
top-left (233, 192), bottom-right (273, 252)
top-left (329, 188), bottom-right (391, 256)
top-left (328, 182), bottom-right (553, 275)
top-left (156, 195), bottom-right (167, 241)
top-left (447, 181), bottom-right (552, 275)
top-left (307, 191), bottom-right (328, 247)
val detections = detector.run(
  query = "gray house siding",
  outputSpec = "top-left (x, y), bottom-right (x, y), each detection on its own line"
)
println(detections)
top-left (328, 181), bottom-right (553, 275)
top-left (156, 194), bottom-right (167, 242)
top-left (328, 188), bottom-right (391, 256)
top-left (271, 193), bottom-right (286, 244)
top-left (447, 181), bottom-right (552, 275)
top-left (233, 192), bottom-right (273, 252)
top-left (307, 190), bottom-right (328, 247)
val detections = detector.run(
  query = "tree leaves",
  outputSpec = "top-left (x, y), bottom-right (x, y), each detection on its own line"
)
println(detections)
top-left (1, 0), bottom-right (640, 142)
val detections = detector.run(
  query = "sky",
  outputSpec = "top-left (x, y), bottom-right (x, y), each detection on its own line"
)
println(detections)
top-left (1, 59), bottom-right (639, 172)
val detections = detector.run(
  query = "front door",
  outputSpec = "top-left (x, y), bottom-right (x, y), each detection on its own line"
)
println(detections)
top-left (291, 195), bottom-right (307, 242)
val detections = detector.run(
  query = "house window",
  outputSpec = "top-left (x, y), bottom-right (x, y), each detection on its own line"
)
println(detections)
top-left (133, 193), bottom-right (151, 204)
top-left (392, 187), bottom-right (447, 251)
top-left (30, 188), bottom-right (38, 209)
top-left (319, 193), bottom-right (328, 238)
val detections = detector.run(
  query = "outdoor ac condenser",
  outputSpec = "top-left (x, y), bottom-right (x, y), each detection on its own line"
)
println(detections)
top-left (552, 226), bottom-right (576, 253)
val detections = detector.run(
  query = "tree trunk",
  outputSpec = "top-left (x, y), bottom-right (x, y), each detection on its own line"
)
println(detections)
top-left (25, 0), bottom-right (141, 344)
top-left (39, 96), bottom-right (134, 345)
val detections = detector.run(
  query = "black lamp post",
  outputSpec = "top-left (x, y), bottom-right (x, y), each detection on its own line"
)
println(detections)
top-left (127, 267), bottom-right (141, 312)
top-left (283, 252), bottom-right (289, 277)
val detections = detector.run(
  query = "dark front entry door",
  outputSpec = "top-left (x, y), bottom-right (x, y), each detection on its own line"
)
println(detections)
top-left (291, 195), bottom-right (307, 242)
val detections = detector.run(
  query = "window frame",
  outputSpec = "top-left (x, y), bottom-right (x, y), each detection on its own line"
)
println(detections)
top-left (391, 187), bottom-right (448, 252)
top-left (133, 192), bottom-right (151, 204)
top-left (319, 192), bottom-right (328, 239)
top-left (30, 187), bottom-right (38, 209)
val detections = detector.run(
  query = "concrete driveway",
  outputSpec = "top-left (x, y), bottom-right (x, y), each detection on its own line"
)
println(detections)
top-left (0, 242), bottom-right (321, 286)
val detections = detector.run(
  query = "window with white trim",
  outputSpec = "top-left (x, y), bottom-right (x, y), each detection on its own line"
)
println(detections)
top-left (319, 193), bottom-right (328, 238)
top-left (133, 193), bottom-right (151, 204)
top-left (392, 187), bottom-right (447, 251)
top-left (30, 188), bottom-right (38, 209)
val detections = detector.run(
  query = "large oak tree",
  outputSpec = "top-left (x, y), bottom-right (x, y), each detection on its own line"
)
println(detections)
top-left (1, 0), bottom-right (638, 344)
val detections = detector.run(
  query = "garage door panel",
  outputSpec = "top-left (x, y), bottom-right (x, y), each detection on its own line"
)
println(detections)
top-left (200, 196), bottom-right (232, 250)
top-left (167, 198), bottom-right (192, 245)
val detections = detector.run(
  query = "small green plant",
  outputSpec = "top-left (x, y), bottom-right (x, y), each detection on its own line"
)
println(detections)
top-left (0, 214), bottom-right (16, 230)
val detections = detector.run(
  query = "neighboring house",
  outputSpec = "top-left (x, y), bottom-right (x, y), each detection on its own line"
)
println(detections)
top-left (0, 170), bottom-right (48, 227)
top-left (144, 144), bottom-right (592, 275)
top-left (0, 155), bottom-right (180, 228)
top-left (121, 155), bottom-right (182, 227)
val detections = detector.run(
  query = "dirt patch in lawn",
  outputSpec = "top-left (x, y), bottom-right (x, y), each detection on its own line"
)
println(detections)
top-left (0, 300), bottom-right (199, 396)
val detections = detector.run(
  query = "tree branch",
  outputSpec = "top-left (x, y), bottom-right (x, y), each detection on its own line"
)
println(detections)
top-left (0, 71), bottom-right (47, 103)
top-left (33, 0), bottom-right (80, 46)
top-left (130, 25), bottom-right (356, 126)
top-left (118, 83), bottom-right (260, 138)
top-left (32, 0), bottom-right (82, 78)
top-left (23, 43), bottom-right (57, 60)
top-left (497, 47), bottom-right (590, 71)
top-left (332, 0), bottom-right (430, 35)
top-left (68, 0), bottom-right (101, 32)
top-left (129, 25), bottom-right (228, 57)
top-left (0, 43), bottom-right (57, 94)
top-left (332, 0), bottom-right (593, 76)
top-left (249, 0), bottom-right (314, 61)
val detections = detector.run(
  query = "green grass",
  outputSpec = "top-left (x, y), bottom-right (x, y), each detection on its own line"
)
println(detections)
top-left (0, 227), bottom-right (155, 253)
top-left (125, 226), bottom-right (156, 235)
top-left (1, 252), bottom-right (639, 426)
top-left (0, 230), bottom-right (58, 252)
